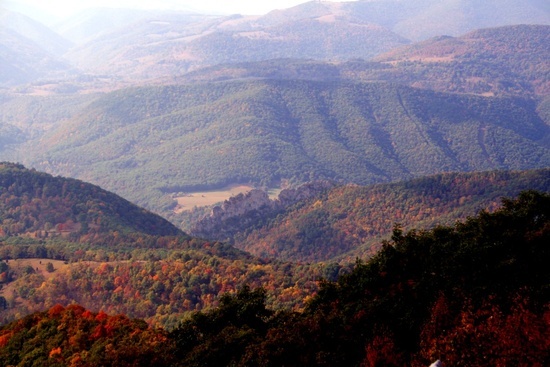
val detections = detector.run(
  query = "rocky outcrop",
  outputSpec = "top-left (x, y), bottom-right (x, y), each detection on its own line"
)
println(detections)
top-left (210, 189), bottom-right (271, 221)
top-left (190, 181), bottom-right (337, 242)
top-left (276, 181), bottom-right (337, 207)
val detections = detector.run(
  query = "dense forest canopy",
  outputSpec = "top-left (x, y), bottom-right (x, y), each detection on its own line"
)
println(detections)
top-left (0, 162), bottom-right (182, 239)
top-left (190, 169), bottom-right (550, 262)
top-left (8, 80), bottom-right (547, 217)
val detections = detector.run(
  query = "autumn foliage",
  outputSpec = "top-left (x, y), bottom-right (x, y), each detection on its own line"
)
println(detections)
top-left (0, 304), bottom-right (172, 367)
top-left (0, 191), bottom-right (548, 366)
top-left (167, 191), bottom-right (550, 366)
top-left (415, 295), bottom-right (550, 367)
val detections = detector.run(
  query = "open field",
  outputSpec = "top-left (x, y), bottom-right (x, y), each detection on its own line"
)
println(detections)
top-left (173, 185), bottom-right (282, 213)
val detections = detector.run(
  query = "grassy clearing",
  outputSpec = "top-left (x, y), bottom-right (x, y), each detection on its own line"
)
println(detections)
top-left (174, 185), bottom-right (254, 212)
top-left (173, 185), bottom-right (281, 213)
top-left (0, 259), bottom-right (69, 298)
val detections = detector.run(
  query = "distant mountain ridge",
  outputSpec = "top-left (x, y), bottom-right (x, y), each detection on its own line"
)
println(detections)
top-left (53, 8), bottom-right (214, 44)
top-left (59, 0), bottom-right (550, 80)
top-left (235, 0), bottom-right (550, 41)
top-left (375, 24), bottom-right (550, 96)
top-left (176, 24), bottom-right (550, 97)
top-left (0, 7), bottom-right (72, 56)
top-left (0, 29), bottom-right (72, 86)
top-left (2, 1), bottom-right (549, 86)
top-left (63, 11), bottom-right (408, 79)
top-left (0, 8), bottom-right (74, 86)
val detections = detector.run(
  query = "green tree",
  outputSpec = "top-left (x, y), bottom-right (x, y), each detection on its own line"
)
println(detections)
top-left (45, 262), bottom-right (55, 273)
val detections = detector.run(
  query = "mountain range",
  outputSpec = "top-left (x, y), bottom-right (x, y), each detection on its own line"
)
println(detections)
top-left (175, 23), bottom-right (550, 96)
top-left (0, 1), bottom-right (547, 229)
top-left (8, 79), bottom-right (547, 216)
top-left (1, 1), bottom-right (549, 86)
top-left (51, 0), bottom-right (550, 81)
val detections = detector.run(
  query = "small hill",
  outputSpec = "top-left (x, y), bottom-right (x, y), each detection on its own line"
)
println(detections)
top-left (375, 24), bottom-right (550, 96)
top-left (0, 162), bottom-right (183, 239)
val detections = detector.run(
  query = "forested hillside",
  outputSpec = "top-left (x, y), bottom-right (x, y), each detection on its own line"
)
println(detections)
top-left (0, 304), bottom-right (172, 367)
top-left (177, 24), bottom-right (550, 98)
top-left (191, 169), bottom-right (550, 262)
top-left (0, 238), bottom-right (323, 328)
top-left (12, 80), bottom-right (549, 215)
top-left (0, 162), bottom-right (182, 239)
top-left (1, 191), bottom-right (548, 366)
top-left (0, 164), bottom-right (327, 328)
top-left (375, 24), bottom-right (550, 96)
top-left (168, 191), bottom-right (550, 367)
top-left (0, 2), bottom-right (547, 365)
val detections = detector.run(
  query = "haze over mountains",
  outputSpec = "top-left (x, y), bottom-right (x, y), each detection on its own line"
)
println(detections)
top-left (0, 0), bottom-right (548, 219)
top-left (1, 0), bottom-right (548, 85)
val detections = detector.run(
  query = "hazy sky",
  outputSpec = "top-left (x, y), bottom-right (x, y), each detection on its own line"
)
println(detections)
top-left (5, 0), bottom-right (352, 17)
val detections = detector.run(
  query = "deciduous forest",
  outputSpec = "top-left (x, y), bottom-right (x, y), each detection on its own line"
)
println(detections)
top-left (0, 191), bottom-right (548, 366)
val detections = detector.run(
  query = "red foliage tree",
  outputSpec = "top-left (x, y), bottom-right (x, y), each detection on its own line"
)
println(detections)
top-left (415, 296), bottom-right (550, 367)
